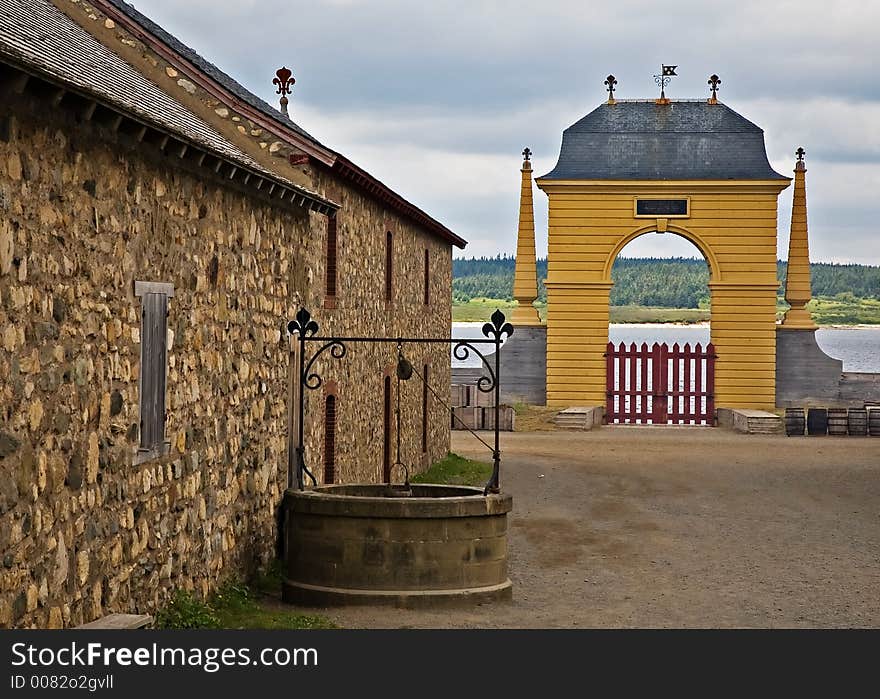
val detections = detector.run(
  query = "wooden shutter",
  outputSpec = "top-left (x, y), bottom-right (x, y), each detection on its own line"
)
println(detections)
top-left (383, 376), bottom-right (391, 482)
top-left (137, 286), bottom-right (170, 451)
top-left (421, 364), bottom-right (429, 453)
top-left (423, 249), bottom-right (430, 305)
top-left (385, 231), bottom-right (393, 301)
top-left (323, 395), bottom-right (337, 484)
top-left (326, 215), bottom-right (337, 298)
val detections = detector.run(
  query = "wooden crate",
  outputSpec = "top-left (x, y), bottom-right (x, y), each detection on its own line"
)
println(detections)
top-left (452, 406), bottom-right (483, 430)
top-left (483, 405), bottom-right (515, 431)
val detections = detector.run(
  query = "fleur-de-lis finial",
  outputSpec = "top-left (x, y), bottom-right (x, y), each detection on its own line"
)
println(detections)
top-left (522, 147), bottom-right (531, 162)
top-left (605, 74), bottom-right (617, 103)
top-left (708, 74), bottom-right (721, 103)
top-left (796, 147), bottom-right (805, 162)
top-left (273, 66), bottom-right (295, 116)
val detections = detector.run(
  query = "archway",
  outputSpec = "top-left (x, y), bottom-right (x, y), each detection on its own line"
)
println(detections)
top-left (605, 231), bottom-right (715, 424)
top-left (534, 94), bottom-right (790, 413)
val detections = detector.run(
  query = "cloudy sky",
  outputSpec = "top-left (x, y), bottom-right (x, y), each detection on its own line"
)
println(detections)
top-left (131, 0), bottom-right (879, 264)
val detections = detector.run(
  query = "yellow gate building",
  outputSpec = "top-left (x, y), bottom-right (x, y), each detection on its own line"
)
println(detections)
top-left (531, 97), bottom-right (791, 411)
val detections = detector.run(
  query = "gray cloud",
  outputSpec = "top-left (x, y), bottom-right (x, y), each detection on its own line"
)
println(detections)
top-left (129, 0), bottom-right (880, 263)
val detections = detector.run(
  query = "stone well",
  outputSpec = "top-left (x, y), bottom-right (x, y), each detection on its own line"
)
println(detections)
top-left (282, 484), bottom-right (512, 607)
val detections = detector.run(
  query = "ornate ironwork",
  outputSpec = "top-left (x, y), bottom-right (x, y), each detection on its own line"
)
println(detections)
top-left (604, 74), bottom-right (617, 101)
top-left (522, 147), bottom-right (531, 162)
top-left (287, 307), bottom-right (317, 338)
top-left (285, 307), bottom-right (514, 495)
top-left (302, 341), bottom-right (346, 390)
top-left (796, 147), bottom-right (806, 162)
top-left (708, 74), bottom-right (721, 101)
top-left (654, 64), bottom-right (677, 100)
top-left (273, 66), bottom-right (295, 116)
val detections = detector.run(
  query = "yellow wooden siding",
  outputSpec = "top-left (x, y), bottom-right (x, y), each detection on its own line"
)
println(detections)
top-left (539, 181), bottom-right (789, 412)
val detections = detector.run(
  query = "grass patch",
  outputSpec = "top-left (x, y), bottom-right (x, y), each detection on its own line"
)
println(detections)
top-left (411, 452), bottom-right (492, 486)
top-left (609, 305), bottom-right (709, 324)
top-left (452, 297), bottom-right (519, 322)
top-left (155, 575), bottom-right (335, 630)
top-left (454, 298), bottom-right (880, 326)
top-left (804, 296), bottom-right (880, 325)
top-left (452, 301), bottom-right (709, 324)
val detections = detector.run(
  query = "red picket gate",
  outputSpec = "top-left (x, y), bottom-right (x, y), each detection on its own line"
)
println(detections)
top-left (605, 341), bottom-right (716, 425)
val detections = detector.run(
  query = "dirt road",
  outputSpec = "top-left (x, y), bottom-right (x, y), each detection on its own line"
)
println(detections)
top-left (299, 428), bottom-right (880, 628)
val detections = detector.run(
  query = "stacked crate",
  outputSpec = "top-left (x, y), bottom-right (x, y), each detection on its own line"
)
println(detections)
top-left (450, 384), bottom-right (515, 431)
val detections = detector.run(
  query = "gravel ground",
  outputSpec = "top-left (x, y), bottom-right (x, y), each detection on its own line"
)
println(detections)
top-left (294, 428), bottom-right (880, 628)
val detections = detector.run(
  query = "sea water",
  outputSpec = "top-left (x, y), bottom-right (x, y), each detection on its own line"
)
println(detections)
top-left (451, 323), bottom-right (880, 373)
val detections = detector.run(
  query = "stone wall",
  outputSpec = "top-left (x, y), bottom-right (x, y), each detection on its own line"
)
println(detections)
top-left (0, 91), bottom-right (452, 627)
top-left (776, 329), bottom-right (880, 407)
top-left (301, 169), bottom-right (452, 485)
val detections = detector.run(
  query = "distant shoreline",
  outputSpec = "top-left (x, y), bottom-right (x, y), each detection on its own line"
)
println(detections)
top-left (451, 320), bottom-right (880, 329)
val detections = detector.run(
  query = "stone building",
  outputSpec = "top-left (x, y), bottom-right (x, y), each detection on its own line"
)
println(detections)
top-left (0, 0), bottom-right (465, 628)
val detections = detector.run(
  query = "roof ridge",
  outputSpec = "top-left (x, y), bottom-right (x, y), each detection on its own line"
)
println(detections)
top-left (102, 0), bottom-right (320, 144)
top-left (608, 98), bottom-right (725, 103)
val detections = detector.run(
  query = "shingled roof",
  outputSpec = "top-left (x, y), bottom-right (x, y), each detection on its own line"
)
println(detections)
top-left (0, 0), bottom-right (337, 214)
top-left (541, 100), bottom-right (787, 181)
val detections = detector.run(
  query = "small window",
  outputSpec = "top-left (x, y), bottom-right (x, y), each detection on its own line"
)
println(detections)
top-left (421, 364), bottom-right (429, 453)
top-left (384, 231), bottom-right (393, 302)
top-left (323, 394), bottom-right (337, 484)
top-left (134, 280), bottom-right (173, 461)
top-left (383, 375), bottom-right (392, 482)
top-left (325, 215), bottom-right (337, 299)
top-left (423, 249), bottom-right (430, 305)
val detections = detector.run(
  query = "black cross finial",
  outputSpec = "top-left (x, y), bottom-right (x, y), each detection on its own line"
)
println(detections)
top-left (796, 147), bottom-right (805, 162)
top-left (522, 147), bottom-right (531, 162)
top-left (604, 74), bottom-right (617, 101)
top-left (708, 74), bottom-right (721, 101)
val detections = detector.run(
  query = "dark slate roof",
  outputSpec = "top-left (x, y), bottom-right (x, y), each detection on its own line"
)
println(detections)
top-left (0, 0), bottom-right (334, 210)
top-left (541, 100), bottom-right (787, 181)
top-left (104, 0), bottom-right (319, 143)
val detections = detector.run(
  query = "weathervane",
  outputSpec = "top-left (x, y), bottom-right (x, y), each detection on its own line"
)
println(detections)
top-left (654, 64), bottom-right (677, 103)
top-left (708, 74), bottom-right (721, 104)
top-left (273, 66), bottom-right (295, 116)
top-left (796, 147), bottom-right (805, 161)
top-left (604, 74), bottom-right (617, 104)
top-left (522, 147), bottom-right (531, 162)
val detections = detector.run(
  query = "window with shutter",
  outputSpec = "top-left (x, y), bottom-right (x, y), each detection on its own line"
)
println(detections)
top-left (134, 281), bottom-right (173, 463)
top-left (383, 375), bottom-right (391, 482)
top-left (384, 231), bottom-right (393, 302)
top-left (421, 363), bottom-right (429, 453)
top-left (424, 248), bottom-right (430, 306)
top-left (323, 394), bottom-right (337, 484)
top-left (325, 215), bottom-right (337, 300)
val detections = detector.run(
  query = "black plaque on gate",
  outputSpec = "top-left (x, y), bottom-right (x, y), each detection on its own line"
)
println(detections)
top-left (636, 199), bottom-right (688, 216)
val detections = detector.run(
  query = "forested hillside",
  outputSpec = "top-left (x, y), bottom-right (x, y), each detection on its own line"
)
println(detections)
top-left (452, 256), bottom-right (880, 308)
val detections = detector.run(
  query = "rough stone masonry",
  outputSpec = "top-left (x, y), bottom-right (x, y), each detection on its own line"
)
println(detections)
top-left (0, 87), bottom-right (452, 628)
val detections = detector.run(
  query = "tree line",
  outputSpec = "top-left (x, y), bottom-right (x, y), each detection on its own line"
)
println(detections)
top-left (452, 255), bottom-right (880, 308)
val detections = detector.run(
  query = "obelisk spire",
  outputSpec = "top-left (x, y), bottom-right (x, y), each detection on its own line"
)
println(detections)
top-left (781, 147), bottom-right (817, 330)
top-left (510, 148), bottom-right (541, 326)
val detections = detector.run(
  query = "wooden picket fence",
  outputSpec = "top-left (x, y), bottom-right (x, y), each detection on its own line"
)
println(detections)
top-left (605, 341), bottom-right (716, 425)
